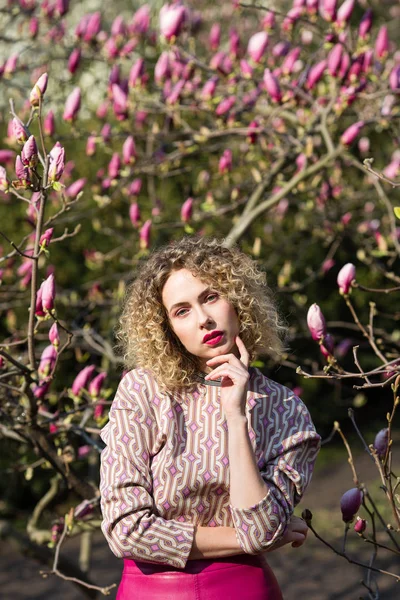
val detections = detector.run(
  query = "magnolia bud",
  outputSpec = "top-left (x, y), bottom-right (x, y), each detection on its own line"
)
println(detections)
top-left (122, 136), bottom-right (137, 165)
top-left (44, 110), bottom-right (55, 136)
top-left (181, 197), bottom-right (194, 222)
top-left (49, 322), bottom-right (60, 347)
top-left (340, 122), bottom-right (364, 145)
top-left (71, 365), bottom-right (96, 396)
top-left (29, 73), bottom-right (48, 107)
top-left (340, 488), bottom-right (362, 522)
top-left (307, 304), bottom-right (326, 341)
top-left (41, 273), bottom-right (56, 312)
top-left (38, 344), bottom-right (57, 378)
top-left (320, 333), bottom-right (334, 358)
top-left (39, 228), bottom-right (54, 248)
top-left (129, 203), bottom-right (141, 227)
top-left (88, 372), bottom-right (107, 398)
top-left (373, 428), bottom-right (389, 458)
top-left (12, 118), bottom-right (28, 144)
top-left (337, 263), bottom-right (356, 295)
top-left (139, 219), bottom-right (152, 250)
top-left (247, 31), bottom-right (268, 63)
top-left (65, 178), bottom-right (86, 199)
top-left (263, 69), bottom-right (282, 103)
top-left (354, 517), bottom-right (367, 534)
top-left (63, 87), bottom-right (81, 122)
top-left (159, 4), bottom-right (186, 40)
top-left (48, 142), bottom-right (65, 183)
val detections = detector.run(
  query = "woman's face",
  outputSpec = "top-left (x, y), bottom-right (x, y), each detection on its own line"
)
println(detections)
top-left (162, 268), bottom-right (240, 372)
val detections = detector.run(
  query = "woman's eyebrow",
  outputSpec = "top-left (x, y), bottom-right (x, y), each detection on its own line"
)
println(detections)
top-left (168, 287), bottom-right (213, 313)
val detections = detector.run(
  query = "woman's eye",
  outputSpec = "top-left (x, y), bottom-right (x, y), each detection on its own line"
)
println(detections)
top-left (176, 308), bottom-right (188, 317)
top-left (206, 293), bottom-right (218, 302)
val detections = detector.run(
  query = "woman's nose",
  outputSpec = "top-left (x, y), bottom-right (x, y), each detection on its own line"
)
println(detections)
top-left (197, 306), bottom-right (213, 327)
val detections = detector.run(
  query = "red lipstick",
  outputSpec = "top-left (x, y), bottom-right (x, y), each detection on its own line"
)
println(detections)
top-left (203, 330), bottom-right (224, 345)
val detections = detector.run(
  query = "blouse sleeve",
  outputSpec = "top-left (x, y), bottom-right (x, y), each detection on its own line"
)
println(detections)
top-left (99, 373), bottom-right (195, 569)
top-left (229, 392), bottom-right (321, 555)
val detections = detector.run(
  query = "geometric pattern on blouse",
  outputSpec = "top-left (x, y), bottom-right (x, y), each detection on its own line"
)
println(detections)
top-left (99, 367), bottom-right (321, 568)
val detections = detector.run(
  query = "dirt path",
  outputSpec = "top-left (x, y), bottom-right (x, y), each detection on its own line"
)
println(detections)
top-left (1, 449), bottom-right (398, 599)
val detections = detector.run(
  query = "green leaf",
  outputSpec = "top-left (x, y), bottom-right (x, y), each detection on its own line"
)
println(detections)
top-left (394, 207), bottom-right (400, 219)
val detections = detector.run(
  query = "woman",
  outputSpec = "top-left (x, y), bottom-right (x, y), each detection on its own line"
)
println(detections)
top-left (100, 237), bottom-right (320, 599)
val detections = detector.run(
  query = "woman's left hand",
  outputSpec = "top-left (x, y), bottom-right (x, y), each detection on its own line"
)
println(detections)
top-left (204, 336), bottom-right (249, 420)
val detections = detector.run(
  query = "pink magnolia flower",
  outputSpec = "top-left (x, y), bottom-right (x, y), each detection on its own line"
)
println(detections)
top-left (108, 153), bottom-right (121, 179)
top-left (154, 51), bottom-right (171, 83)
top-left (112, 84), bottom-right (128, 120)
top-left (48, 142), bottom-right (65, 182)
top-left (29, 17), bottom-right (39, 38)
top-left (262, 11), bottom-right (275, 29)
top-left (307, 304), bottom-right (326, 341)
top-left (337, 263), bottom-right (356, 294)
top-left (63, 87), bottom-right (81, 121)
top-left (340, 121), bottom-right (364, 145)
top-left (35, 285), bottom-right (45, 317)
top-left (201, 77), bottom-right (218, 100)
top-left (29, 73), bottom-right (48, 107)
top-left (354, 517), bottom-right (367, 534)
top-left (86, 135), bottom-right (96, 156)
top-left (335, 0), bottom-right (355, 26)
top-left (140, 219), bottom-right (152, 249)
top-left (21, 135), bottom-right (38, 168)
top-left (38, 345), bottom-right (57, 378)
top-left (83, 12), bottom-right (101, 42)
top-left (247, 31), bottom-right (268, 63)
top-left (282, 47), bottom-right (301, 75)
top-left (43, 110), bottom-right (55, 136)
top-left (89, 372), bottom-right (107, 397)
top-left (111, 15), bottom-right (126, 37)
top-left (229, 28), bottom-right (240, 58)
top-left (340, 488), bottom-right (362, 523)
top-left (0, 166), bottom-right (9, 193)
top-left (41, 273), bottom-right (56, 312)
top-left (327, 44), bottom-right (343, 77)
top-left (319, 0), bottom-right (337, 22)
top-left (159, 3), bottom-right (186, 40)
top-left (306, 60), bottom-right (327, 90)
top-left (129, 58), bottom-right (145, 87)
top-left (181, 197), bottom-right (193, 222)
top-left (122, 136), bottom-right (137, 165)
top-left (389, 65), bottom-right (400, 91)
top-left (65, 177), bottom-right (86, 198)
top-left (129, 178), bottom-right (142, 196)
top-left (215, 96), bottom-right (236, 117)
top-left (282, 7), bottom-right (302, 31)
top-left (68, 48), bottom-right (81, 74)
top-left (129, 202), bottom-right (141, 226)
top-left (358, 9), bottom-right (373, 40)
top-left (12, 118), bottom-right (28, 144)
top-left (39, 228), bottom-right (54, 248)
top-left (15, 155), bottom-right (30, 187)
top-left (0, 150), bottom-right (16, 164)
top-left (218, 149), bottom-right (232, 174)
top-left (71, 365), bottom-right (96, 396)
top-left (209, 23), bottom-right (221, 51)
top-left (49, 322), bottom-right (60, 347)
top-left (263, 69), bottom-right (282, 103)
top-left (3, 54), bottom-right (18, 76)
top-left (375, 25), bottom-right (389, 59)
top-left (240, 59), bottom-right (253, 79)
top-left (33, 381), bottom-right (50, 399)
top-left (130, 4), bottom-right (150, 34)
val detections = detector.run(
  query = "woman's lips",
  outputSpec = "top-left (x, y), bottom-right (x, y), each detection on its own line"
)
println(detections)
top-left (204, 334), bottom-right (224, 346)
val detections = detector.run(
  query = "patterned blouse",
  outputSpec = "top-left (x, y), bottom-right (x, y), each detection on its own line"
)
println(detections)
top-left (99, 367), bottom-right (320, 569)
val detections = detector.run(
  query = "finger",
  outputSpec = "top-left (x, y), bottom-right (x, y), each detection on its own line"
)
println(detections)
top-left (235, 336), bottom-right (249, 368)
top-left (204, 365), bottom-right (246, 382)
top-left (206, 353), bottom-right (244, 367)
top-left (290, 533), bottom-right (306, 548)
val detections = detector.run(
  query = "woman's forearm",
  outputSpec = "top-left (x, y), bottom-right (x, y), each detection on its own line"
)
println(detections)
top-left (188, 526), bottom-right (243, 560)
top-left (227, 414), bottom-right (268, 509)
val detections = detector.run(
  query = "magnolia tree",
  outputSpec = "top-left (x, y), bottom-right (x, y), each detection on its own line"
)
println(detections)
top-left (0, 0), bottom-right (399, 597)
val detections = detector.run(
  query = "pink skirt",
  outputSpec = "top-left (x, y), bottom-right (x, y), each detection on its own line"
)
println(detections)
top-left (116, 555), bottom-right (283, 600)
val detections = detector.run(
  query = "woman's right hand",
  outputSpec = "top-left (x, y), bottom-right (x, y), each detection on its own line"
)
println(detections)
top-left (265, 515), bottom-right (308, 552)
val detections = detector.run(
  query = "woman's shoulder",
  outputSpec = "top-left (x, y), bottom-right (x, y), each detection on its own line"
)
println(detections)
top-left (250, 367), bottom-right (299, 402)
top-left (113, 367), bottom-right (165, 409)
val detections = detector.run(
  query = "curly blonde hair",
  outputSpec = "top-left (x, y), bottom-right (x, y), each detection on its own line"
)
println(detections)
top-left (117, 237), bottom-right (287, 390)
